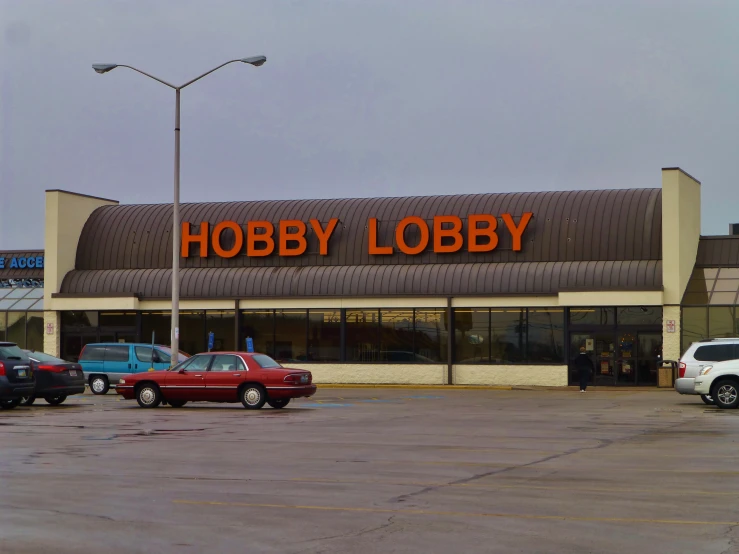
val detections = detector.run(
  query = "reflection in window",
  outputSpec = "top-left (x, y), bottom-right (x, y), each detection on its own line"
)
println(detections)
top-left (26, 314), bottom-right (44, 352)
top-left (568, 308), bottom-right (615, 326)
top-left (308, 310), bottom-right (341, 362)
top-left (414, 309), bottom-right (447, 362)
top-left (346, 310), bottom-right (379, 362)
top-left (141, 312), bottom-right (171, 347)
top-left (708, 307), bottom-right (734, 338)
top-left (241, 311), bottom-right (274, 356)
top-left (454, 309), bottom-right (489, 363)
top-left (206, 311), bottom-right (235, 351)
top-left (617, 307), bottom-right (663, 326)
top-left (490, 309), bottom-right (525, 364)
top-left (99, 312), bottom-right (137, 328)
top-left (61, 311), bottom-right (99, 329)
top-left (682, 307), bottom-right (707, 354)
top-left (528, 309), bottom-right (565, 363)
top-left (379, 310), bottom-right (414, 362)
top-left (274, 310), bottom-right (307, 362)
top-left (180, 311), bottom-right (205, 356)
top-left (7, 312), bottom-right (26, 347)
top-left (0, 312), bottom-right (5, 341)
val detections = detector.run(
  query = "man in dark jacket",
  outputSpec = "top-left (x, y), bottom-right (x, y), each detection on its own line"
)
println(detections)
top-left (574, 346), bottom-right (594, 392)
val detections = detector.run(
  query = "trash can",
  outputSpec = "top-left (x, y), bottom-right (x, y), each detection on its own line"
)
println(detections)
top-left (658, 361), bottom-right (677, 388)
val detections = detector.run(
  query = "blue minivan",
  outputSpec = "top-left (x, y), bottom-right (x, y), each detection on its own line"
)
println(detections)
top-left (78, 343), bottom-right (189, 395)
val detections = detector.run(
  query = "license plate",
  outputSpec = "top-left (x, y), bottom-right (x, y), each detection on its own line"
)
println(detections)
top-left (69, 370), bottom-right (77, 376)
top-left (301, 375), bottom-right (308, 383)
top-left (17, 369), bottom-right (26, 378)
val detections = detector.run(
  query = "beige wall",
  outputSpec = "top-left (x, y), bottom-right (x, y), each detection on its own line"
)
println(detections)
top-left (454, 365), bottom-right (568, 386)
top-left (45, 190), bottom-right (118, 309)
top-left (558, 290), bottom-right (663, 306)
top-left (288, 363), bottom-right (447, 385)
top-left (43, 311), bottom-right (60, 357)
top-left (662, 168), bottom-right (702, 305)
top-left (662, 305), bottom-right (681, 362)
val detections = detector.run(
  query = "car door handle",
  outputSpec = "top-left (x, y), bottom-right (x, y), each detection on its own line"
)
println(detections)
top-left (194, 374), bottom-right (203, 377)
top-left (128, 363), bottom-right (131, 369)
top-left (232, 374), bottom-right (241, 377)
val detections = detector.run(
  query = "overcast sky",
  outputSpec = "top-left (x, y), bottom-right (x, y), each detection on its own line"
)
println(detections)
top-left (1, 0), bottom-right (737, 250)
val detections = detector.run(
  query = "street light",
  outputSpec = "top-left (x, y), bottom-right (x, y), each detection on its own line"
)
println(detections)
top-left (92, 56), bottom-right (267, 367)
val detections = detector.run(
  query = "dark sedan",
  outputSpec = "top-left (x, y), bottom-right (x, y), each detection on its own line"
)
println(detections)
top-left (20, 350), bottom-right (86, 406)
top-left (0, 342), bottom-right (36, 410)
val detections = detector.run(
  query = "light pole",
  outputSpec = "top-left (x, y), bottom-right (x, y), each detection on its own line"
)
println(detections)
top-left (92, 56), bottom-right (267, 367)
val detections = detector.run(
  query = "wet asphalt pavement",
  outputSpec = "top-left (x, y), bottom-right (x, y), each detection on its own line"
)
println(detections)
top-left (1, 388), bottom-right (738, 554)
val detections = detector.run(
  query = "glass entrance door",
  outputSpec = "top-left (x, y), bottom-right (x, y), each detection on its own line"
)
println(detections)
top-left (570, 332), bottom-right (618, 386)
top-left (637, 333), bottom-right (662, 386)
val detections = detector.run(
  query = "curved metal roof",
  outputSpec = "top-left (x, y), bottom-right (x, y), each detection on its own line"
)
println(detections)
top-left (696, 236), bottom-right (739, 267)
top-left (74, 188), bottom-right (662, 270)
top-left (59, 260), bottom-right (662, 298)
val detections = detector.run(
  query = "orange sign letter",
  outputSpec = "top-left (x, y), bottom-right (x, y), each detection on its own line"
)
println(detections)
top-left (211, 221), bottom-right (244, 258)
top-left (310, 218), bottom-right (339, 256)
top-left (279, 220), bottom-right (308, 256)
top-left (396, 216), bottom-right (430, 255)
top-left (368, 218), bottom-right (393, 255)
top-left (181, 222), bottom-right (209, 258)
top-left (247, 221), bottom-right (275, 257)
top-left (468, 215), bottom-right (499, 253)
top-left (433, 215), bottom-right (463, 253)
top-left (502, 212), bottom-right (533, 251)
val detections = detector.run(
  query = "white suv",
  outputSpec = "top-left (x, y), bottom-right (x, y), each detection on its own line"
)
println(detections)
top-left (675, 338), bottom-right (739, 405)
top-left (694, 360), bottom-right (739, 409)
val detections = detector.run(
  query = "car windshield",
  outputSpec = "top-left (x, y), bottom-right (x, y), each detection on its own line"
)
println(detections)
top-left (0, 344), bottom-right (30, 361)
top-left (252, 354), bottom-right (283, 369)
top-left (25, 351), bottom-right (66, 364)
top-left (157, 346), bottom-right (189, 363)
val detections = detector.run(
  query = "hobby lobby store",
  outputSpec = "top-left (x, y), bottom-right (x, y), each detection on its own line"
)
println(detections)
top-left (1, 167), bottom-right (738, 387)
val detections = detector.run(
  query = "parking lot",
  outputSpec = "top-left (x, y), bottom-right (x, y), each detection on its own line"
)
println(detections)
top-left (1, 387), bottom-right (738, 554)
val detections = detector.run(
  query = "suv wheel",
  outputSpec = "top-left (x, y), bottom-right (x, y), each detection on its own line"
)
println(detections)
top-left (712, 379), bottom-right (739, 409)
top-left (90, 376), bottom-right (109, 395)
top-left (700, 394), bottom-right (714, 405)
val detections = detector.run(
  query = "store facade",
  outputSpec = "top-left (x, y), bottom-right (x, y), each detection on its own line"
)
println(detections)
top-left (19, 168), bottom-right (735, 386)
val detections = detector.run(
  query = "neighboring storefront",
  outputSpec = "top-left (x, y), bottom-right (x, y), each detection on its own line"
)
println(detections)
top-left (13, 168), bottom-right (734, 386)
top-left (0, 251), bottom-right (45, 351)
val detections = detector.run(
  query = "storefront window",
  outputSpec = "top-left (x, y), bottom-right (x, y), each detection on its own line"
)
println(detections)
top-left (26, 314), bottom-right (44, 351)
top-left (346, 309), bottom-right (379, 362)
top-left (62, 311), bottom-right (99, 330)
top-left (241, 310), bottom-right (274, 356)
top-left (454, 309), bottom-right (489, 363)
top-left (307, 310), bottom-right (341, 362)
top-left (379, 310), bottom-right (415, 362)
top-left (490, 309), bottom-right (525, 364)
top-left (708, 307), bottom-right (734, 338)
top-left (7, 312), bottom-right (26, 347)
top-left (569, 308), bottom-right (615, 326)
top-left (682, 307), bottom-right (707, 353)
top-left (141, 312), bottom-right (171, 347)
top-left (528, 309), bottom-right (565, 363)
top-left (99, 312), bottom-right (137, 328)
top-left (180, 311), bottom-right (205, 355)
top-left (274, 310), bottom-right (307, 361)
top-left (414, 309), bottom-right (447, 362)
top-left (617, 307), bottom-right (663, 326)
top-left (206, 311), bottom-right (235, 351)
top-left (0, 312), bottom-right (6, 341)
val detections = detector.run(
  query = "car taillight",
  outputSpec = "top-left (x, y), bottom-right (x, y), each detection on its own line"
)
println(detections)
top-left (0, 361), bottom-right (4, 376)
top-left (678, 362), bottom-right (687, 378)
top-left (37, 364), bottom-right (64, 373)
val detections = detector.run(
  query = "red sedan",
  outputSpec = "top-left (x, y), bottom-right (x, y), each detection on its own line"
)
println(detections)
top-left (114, 352), bottom-right (316, 409)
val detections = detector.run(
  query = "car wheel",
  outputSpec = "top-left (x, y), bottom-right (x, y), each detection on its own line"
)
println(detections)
top-left (90, 376), bottom-right (109, 395)
top-left (20, 396), bottom-right (36, 406)
top-left (700, 394), bottom-right (714, 405)
top-left (267, 399), bottom-right (290, 409)
top-left (712, 380), bottom-right (739, 410)
top-left (168, 400), bottom-right (187, 408)
top-left (136, 384), bottom-right (161, 409)
top-left (0, 399), bottom-right (20, 410)
top-left (240, 384), bottom-right (267, 410)
top-left (44, 395), bottom-right (67, 406)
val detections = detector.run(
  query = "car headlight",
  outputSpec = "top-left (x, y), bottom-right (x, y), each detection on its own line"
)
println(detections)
top-left (699, 366), bottom-right (713, 376)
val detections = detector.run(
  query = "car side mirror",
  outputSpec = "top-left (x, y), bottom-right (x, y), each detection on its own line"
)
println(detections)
top-left (178, 368), bottom-right (186, 374)
top-left (152, 354), bottom-right (161, 363)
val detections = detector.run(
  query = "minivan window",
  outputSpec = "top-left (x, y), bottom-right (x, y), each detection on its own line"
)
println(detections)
top-left (135, 346), bottom-right (153, 363)
top-left (693, 344), bottom-right (738, 362)
top-left (0, 344), bottom-right (30, 361)
top-left (79, 345), bottom-right (106, 362)
top-left (105, 345), bottom-right (130, 362)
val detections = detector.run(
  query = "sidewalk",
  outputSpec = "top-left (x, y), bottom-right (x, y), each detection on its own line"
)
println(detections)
top-left (317, 383), bottom-right (674, 392)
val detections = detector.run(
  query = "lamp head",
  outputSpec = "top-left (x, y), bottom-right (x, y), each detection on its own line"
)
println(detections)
top-left (241, 56), bottom-right (267, 67)
top-left (92, 64), bottom-right (118, 74)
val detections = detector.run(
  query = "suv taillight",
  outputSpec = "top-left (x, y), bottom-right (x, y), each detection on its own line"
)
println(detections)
top-left (678, 362), bottom-right (687, 378)
top-left (0, 361), bottom-right (4, 376)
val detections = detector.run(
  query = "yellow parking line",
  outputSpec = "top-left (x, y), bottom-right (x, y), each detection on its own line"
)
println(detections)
top-left (172, 500), bottom-right (738, 526)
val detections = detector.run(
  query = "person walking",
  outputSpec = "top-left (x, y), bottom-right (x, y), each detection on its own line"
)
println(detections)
top-left (574, 346), bottom-right (594, 393)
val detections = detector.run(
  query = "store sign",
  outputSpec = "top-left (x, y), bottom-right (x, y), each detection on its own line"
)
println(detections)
top-left (0, 255), bottom-right (44, 269)
top-left (181, 213), bottom-right (533, 259)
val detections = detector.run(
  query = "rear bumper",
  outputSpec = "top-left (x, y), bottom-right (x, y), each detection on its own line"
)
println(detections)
top-left (675, 378), bottom-right (696, 395)
top-left (267, 385), bottom-right (317, 399)
top-left (694, 377), bottom-right (712, 395)
top-left (0, 379), bottom-right (36, 400)
top-left (38, 384), bottom-right (86, 397)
